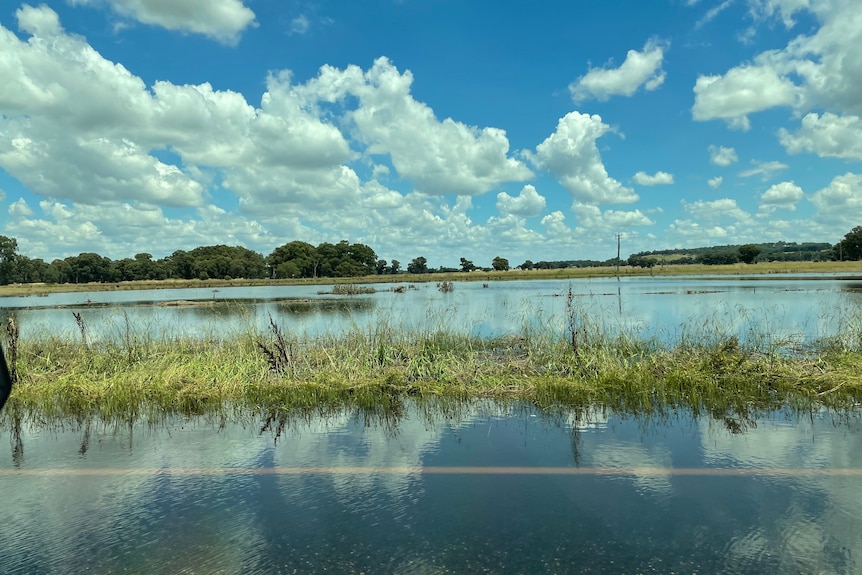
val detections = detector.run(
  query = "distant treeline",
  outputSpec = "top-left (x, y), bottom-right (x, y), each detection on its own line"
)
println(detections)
top-left (627, 241), bottom-right (835, 267)
top-left (0, 226), bottom-right (858, 286)
top-left (0, 237), bottom-right (384, 285)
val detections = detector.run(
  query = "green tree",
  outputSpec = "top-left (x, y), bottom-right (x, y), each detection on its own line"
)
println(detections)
top-left (389, 259), bottom-right (401, 274)
top-left (268, 241), bottom-right (318, 278)
top-left (698, 251), bottom-right (739, 265)
top-left (491, 256), bottom-right (509, 271)
top-left (65, 253), bottom-right (114, 283)
top-left (518, 260), bottom-right (534, 270)
top-left (738, 244), bottom-right (762, 264)
top-left (376, 259), bottom-right (388, 275)
top-left (459, 257), bottom-right (476, 272)
top-left (407, 257), bottom-right (428, 274)
top-left (166, 250), bottom-right (194, 279)
top-left (627, 255), bottom-right (656, 268)
top-left (834, 226), bottom-right (862, 260)
top-left (0, 235), bottom-right (19, 285)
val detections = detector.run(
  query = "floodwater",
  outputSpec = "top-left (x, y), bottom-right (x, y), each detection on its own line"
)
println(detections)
top-left (2, 402), bottom-right (861, 573)
top-left (2, 274), bottom-right (862, 343)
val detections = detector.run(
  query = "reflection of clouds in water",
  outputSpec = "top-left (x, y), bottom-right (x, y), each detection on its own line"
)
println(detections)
top-left (581, 441), bottom-right (674, 497)
top-left (700, 411), bottom-right (862, 573)
top-left (267, 403), bottom-right (505, 513)
top-left (2, 421), bottom-right (269, 572)
top-left (7, 278), bottom-right (860, 343)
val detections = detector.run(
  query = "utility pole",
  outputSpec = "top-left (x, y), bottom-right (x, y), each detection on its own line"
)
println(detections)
top-left (616, 233), bottom-right (621, 275)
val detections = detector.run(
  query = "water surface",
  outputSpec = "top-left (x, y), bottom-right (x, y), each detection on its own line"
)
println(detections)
top-left (3, 275), bottom-right (862, 343)
top-left (2, 402), bottom-right (861, 573)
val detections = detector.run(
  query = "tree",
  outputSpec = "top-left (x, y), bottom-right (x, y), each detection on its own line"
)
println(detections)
top-left (698, 251), bottom-right (739, 265)
top-left (389, 259), bottom-right (401, 274)
top-left (518, 260), bottom-right (534, 270)
top-left (0, 235), bottom-right (19, 285)
top-left (834, 226), bottom-right (862, 260)
top-left (628, 254), bottom-right (657, 268)
top-left (491, 256), bottom-right (509, 271)
top-left (376, 259), bottom-right (388, 275)
top-left (267, 241), bottom-right (317, 278)
top-left (459, 257), bottom-right (476, 272)
top-left (738, 244), bottom-right (762, 264)
top-left (407, 257), bottom-right (428, 274)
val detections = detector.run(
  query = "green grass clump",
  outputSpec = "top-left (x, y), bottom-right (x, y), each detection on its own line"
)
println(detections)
top-left (3, 309), bottom-right (861, 426)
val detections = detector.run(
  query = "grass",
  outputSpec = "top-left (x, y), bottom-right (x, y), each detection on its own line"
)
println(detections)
top-left (318, 283), bottom-right (377, 295)
top-left (2, 261), bottom-right (860, 297)
top-left (2, 295), bottom-right (861, 428)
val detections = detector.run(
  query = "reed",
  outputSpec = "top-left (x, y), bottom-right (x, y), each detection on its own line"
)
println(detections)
top-left (2, 305), bottom-right (861, 427)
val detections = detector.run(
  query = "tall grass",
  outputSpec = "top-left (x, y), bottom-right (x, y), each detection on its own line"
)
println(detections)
top-left (2, 301), bottom-right (861, 427)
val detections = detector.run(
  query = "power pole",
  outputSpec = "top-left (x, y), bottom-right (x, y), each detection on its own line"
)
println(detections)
top-left (616, 233), bottom-right (621, 275)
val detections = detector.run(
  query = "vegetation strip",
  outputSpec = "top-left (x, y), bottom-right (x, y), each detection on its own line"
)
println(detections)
top-left (2, 296), bottom-right (861, 425)
top-left (4, 467), bottom-right (862, 477)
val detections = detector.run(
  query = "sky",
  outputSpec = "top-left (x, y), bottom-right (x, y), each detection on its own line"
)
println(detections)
top-left (0, 0), bottom-right (860, 267)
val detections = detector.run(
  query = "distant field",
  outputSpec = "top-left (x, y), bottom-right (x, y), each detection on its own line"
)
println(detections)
top-left (0, 260), bottom-right (860, 297)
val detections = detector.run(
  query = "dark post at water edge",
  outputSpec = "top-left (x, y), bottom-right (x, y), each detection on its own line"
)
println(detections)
top-left (0, 343), bottom-right (11, 411)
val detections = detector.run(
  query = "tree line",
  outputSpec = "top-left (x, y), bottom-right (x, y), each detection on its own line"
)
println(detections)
top-left (0, 235), bottom-right (517, 286)
top-left (0, 226), bottom-right (858, 286)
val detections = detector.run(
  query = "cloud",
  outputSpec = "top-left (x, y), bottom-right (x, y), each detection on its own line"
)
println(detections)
top-left (290, 15), bottom-right (310, 35)
top-left (6, 199), bottom-right (275, 259)
top-left (68, 0), bottom-right (257, 44)
top-left (530, 112), bottom-right (637, 205)
top-left (739, 160), bottom-right (789, 180)
top-left (708, 145), bottom-right (738, 166)
top-left (668, 219), bottom-right (729, 239)
top-left (0, 9), bottom-right (549, 264)
top-left (569, 39), bottom-right (667, 102)
top-left (758, 181), bottom-right (804, 214)
top-left (633, 171), bottom-right (674, 186)
top-left (779, 112), bottom-right (862, 160)
top-left (496, 185), bottom-right (546, 217)
top-left (708, 176), bottom-right (724, 189)
top-left (696, 0), bottom-right (735, 28)
top-left (684, 198), bottom-right (753, 223)
top-left (304, 58), bottom-right (533, 196)
top-left (692, 65), bottom-right (799, 130)
top-left (694, 1), bottom-right (862, 128)
top-left (747, 0), bottom-right (815, 28)
top-left (572, 203), bottom-right (654, 232)
top-left (540, 211), bottom-right (572, 239)
top-left (8, 198), bottom-right (33, 217)
top-left (809, 172), bottom-right (862, 226)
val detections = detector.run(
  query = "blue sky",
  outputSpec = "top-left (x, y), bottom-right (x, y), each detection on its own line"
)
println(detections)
top-left (1, 0), bottom-right (860, 267)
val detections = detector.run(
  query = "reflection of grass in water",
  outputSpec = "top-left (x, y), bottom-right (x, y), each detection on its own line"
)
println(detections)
top-left (2, 304), bottom-right (861, 430)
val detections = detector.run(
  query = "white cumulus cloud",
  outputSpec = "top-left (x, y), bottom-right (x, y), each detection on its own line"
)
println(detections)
top-left (530, 112), bottom-right (637, 205)
top-left (708, 176), bottom-right (724, 189)
top-left (304, 58), bottom-right (533, 196)
top-left (758, 181), bottom-right (804, 214)
top-left (68, 0), bottom-right (257, 44)
top-left (633, 171), bottom-right (674, 186)
top-left (570, 39), bottom-right (667, 102)
top-left (496, 185), bottom-right (546, 217)
top-left (779, 112), bottom-right (862, 160)
top-left (708, 145), bottom-right (738, 166)
top-left (684, 198), bottom-right (754, 223)
top-left (809, 172), bottom-right (862, 227)
top-left (692, 66), bottom-right (800, 130)
top-left (694, 1), bottom-right (862, 129)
